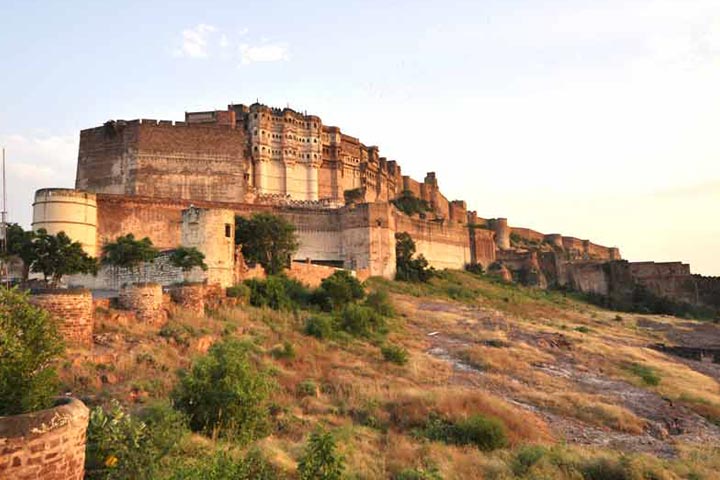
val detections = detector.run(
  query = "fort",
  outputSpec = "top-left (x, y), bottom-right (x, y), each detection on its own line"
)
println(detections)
top-left (25, 101), bottom-right (720, 313)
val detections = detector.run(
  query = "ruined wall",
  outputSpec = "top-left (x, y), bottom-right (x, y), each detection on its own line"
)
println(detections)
top-left (287, 261), bottom-right (346, 288)
top-left (118, 283), bottom-right (165, 324)
top-left (0, 398), bottom-right (89, 480)
top-left (69, 251), bottom-right (205, 290)
top-left (29, 290), bottom-right (93, 345)
top-left (77, 120), bottom-right (248, 203)
top-left (169, 284), bottom-right (206, 315)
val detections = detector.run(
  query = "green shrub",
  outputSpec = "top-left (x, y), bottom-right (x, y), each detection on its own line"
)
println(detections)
top-left (575, 326), bottom-right (591, 334)
top-left (270, 340), bottom-right (296, 360)
top-left (297, 380), bottom-right (318, 398)
top-left (0, 288), bottom-right (64, 415)
top-left (304, 314), bottom-right (337, 339)
top-left (85, 400), bottom-right (186, 480)
top-left (381, 344), bottom-right (409, 365)
top-left (245, 276), bottom-right (310, 310)
top-left (158, 322), bottom-right (195, 347)
top-left (312, 270), bottom-right (365, 311)
top-left (167, 448), bottom-right (282, 480)
top-left (581, 457), bottom-right (630, 480)
top-left (511, 445), bottom-right (547, 476)
top-left (395, 232), bottom-right (435, 283)
top-left (226, 283), bottom-right (251, 301)
top-left (172, 339), bottom-right (275, 443)
top-left (393, 466), bottom-right (443, 480)
top-left (423, 414), bottom-right (508, 452)
top-left (339, 304), bottom-right (387, 338)
top-left (298, 429), bottom-right (345, 480)
top-left (392, 190), bottom-right (431, 217)
top-left (364, 290), bottom-right (395, 317)
top-left (625, 363), bottom-right (661, 386)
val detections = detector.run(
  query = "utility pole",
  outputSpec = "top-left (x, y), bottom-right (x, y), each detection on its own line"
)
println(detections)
top-left (1, 147), bottom-right (8, 288)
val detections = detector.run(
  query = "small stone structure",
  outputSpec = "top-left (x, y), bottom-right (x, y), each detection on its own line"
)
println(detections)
top-left (0, 398), bottom-right (89, 479)
top-left (29, 289), bottom-right (93, 345)
top-left (169, 283), bottom-right (206, 315)
top-left (118, 283), bottom-right (165, 324)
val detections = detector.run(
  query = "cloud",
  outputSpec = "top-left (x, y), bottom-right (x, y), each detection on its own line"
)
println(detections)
top-left (0, 133), bottom-right (77, 227)
top-left (239, 43), bottom-right (289, 65)
top-left (175, 23), bottom-right (216, 58)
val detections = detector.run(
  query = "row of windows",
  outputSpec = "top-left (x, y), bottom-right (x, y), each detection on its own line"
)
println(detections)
top-left (253, 129), bottom-right (319, 143)
top-left (253, 145), bottom-right (319, 159)
top-left (252, 113), bottom-right (318, 129)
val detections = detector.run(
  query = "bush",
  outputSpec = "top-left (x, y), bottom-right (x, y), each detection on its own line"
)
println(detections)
top-left (364, 290), bottom-right (395, 317)
top-left (245, 276), bottom-right (310, 310)
top-left (297, 380), bottom-right (318, 398)
top-left (226, 283), bottom-right (251, 301)
top-left (298, 429), bottom-right (345, 480)
top-left (0, 288), bottom-right (64, 415)
top-left (85, 400), bottom-right (186, 480)
top-left (511, 445), bottom-right (547, 476)
top-left (312, 270), bottom-right (365, 311)
top-left (167, 448), bottom-right (282, 480)
top-left (270, 340), bottom-right (296, 360)
top-left (423, 414), bottom-right (508, 452)
top-left (338, 304), bottom-right (387, 338)
top-left (581, 457), bottom-right (630, 480)
top-left (625, 363), bottom-right (661, 386)
top-left (395, 232), bottom-right (434, 283)
top-left (304, 314), bottom-right (337, 339)
top-left (381, 344), bottom-right (409, 365)
top-left (172, 339), bottom-right (275, 443)
top-left (393, 466), bottom-right (442, 480)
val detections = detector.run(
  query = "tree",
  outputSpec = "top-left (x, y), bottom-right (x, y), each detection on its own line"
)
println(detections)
top-left (395, 232), bottom-right (434, 282)
top-left (169, 246), bottom-right (208, 282)
top-left (1, 223), bottom-right (36, 281)
top-left (0, 288), bottom-right (64, 415)
top-left (297, 429), bottom-right (345, 480)
top-left (172, 339), bottom-right (275, 443)
top-left (235, 213), bottom-right (299, 275)
top-left (31, 229), bottom-right (98, 286)
top-left (313, 270), bottom-right (365, 311)
top-left (101, 234), bottom-right (159, 281)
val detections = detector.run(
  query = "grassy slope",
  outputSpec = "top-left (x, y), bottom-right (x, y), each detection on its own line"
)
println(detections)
top-left (62, 271), bottom-right (720, 479)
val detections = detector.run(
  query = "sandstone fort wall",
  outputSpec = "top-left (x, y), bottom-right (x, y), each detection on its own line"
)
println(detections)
top-left (0, 398), bottom-right (89, 480)
top-left (29, 289), bottom-right (93, 345)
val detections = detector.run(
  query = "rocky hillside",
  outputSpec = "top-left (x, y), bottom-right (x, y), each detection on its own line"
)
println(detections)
top-left (64, 271), bottom-right (720, 479)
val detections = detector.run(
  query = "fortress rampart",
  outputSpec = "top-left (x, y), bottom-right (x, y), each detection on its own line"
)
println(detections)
top-left (21, 99), bottom-right (717, 313)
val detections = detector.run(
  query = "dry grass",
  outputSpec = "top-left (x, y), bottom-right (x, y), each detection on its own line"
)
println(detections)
top-left (58, 270), bottom-right (720, 478)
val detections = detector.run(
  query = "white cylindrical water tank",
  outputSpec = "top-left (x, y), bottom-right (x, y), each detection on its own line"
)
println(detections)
top-left (32, 189), bottom-right (98, 257)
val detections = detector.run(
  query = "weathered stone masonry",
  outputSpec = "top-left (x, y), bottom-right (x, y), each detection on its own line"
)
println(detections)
top-left (0, 398), bottom-right (89, 480)
top-left (29, 289), bottom-right (94, 346)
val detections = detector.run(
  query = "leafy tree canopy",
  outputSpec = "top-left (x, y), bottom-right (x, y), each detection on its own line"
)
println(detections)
top-left (169, 247), bottom-right (208, 272)
top-left (395, 232), bottom-right (434, 283)
top-left (101, 234), bottom-right (159, 274)
top-left (0, 288), bottom-right (64, 415)
top-left (31, 229), bottom-right (98, 286)
top-left (235, 214), bottom-right (299, 275)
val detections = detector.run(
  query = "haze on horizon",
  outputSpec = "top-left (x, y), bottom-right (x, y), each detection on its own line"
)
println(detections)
top-left (1, 0), bottom-right (718, 275)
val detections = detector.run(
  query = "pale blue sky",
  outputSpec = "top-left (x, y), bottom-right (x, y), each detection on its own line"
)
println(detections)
top-left (1, 0), bottom-right (719, 274)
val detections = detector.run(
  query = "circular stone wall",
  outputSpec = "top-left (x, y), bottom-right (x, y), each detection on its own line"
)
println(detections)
top-left (169, 283), bottom-right (206, 315)
top-left (118, 283), bottom-right (165, 324)
top-left (0, 398), bottom-right (89, 480)
top-left (29, 289), bottom-right (94, 345)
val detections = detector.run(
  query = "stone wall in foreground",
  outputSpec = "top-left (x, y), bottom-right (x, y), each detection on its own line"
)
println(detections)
top-left (0, 398), bottom-right (89, 480)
